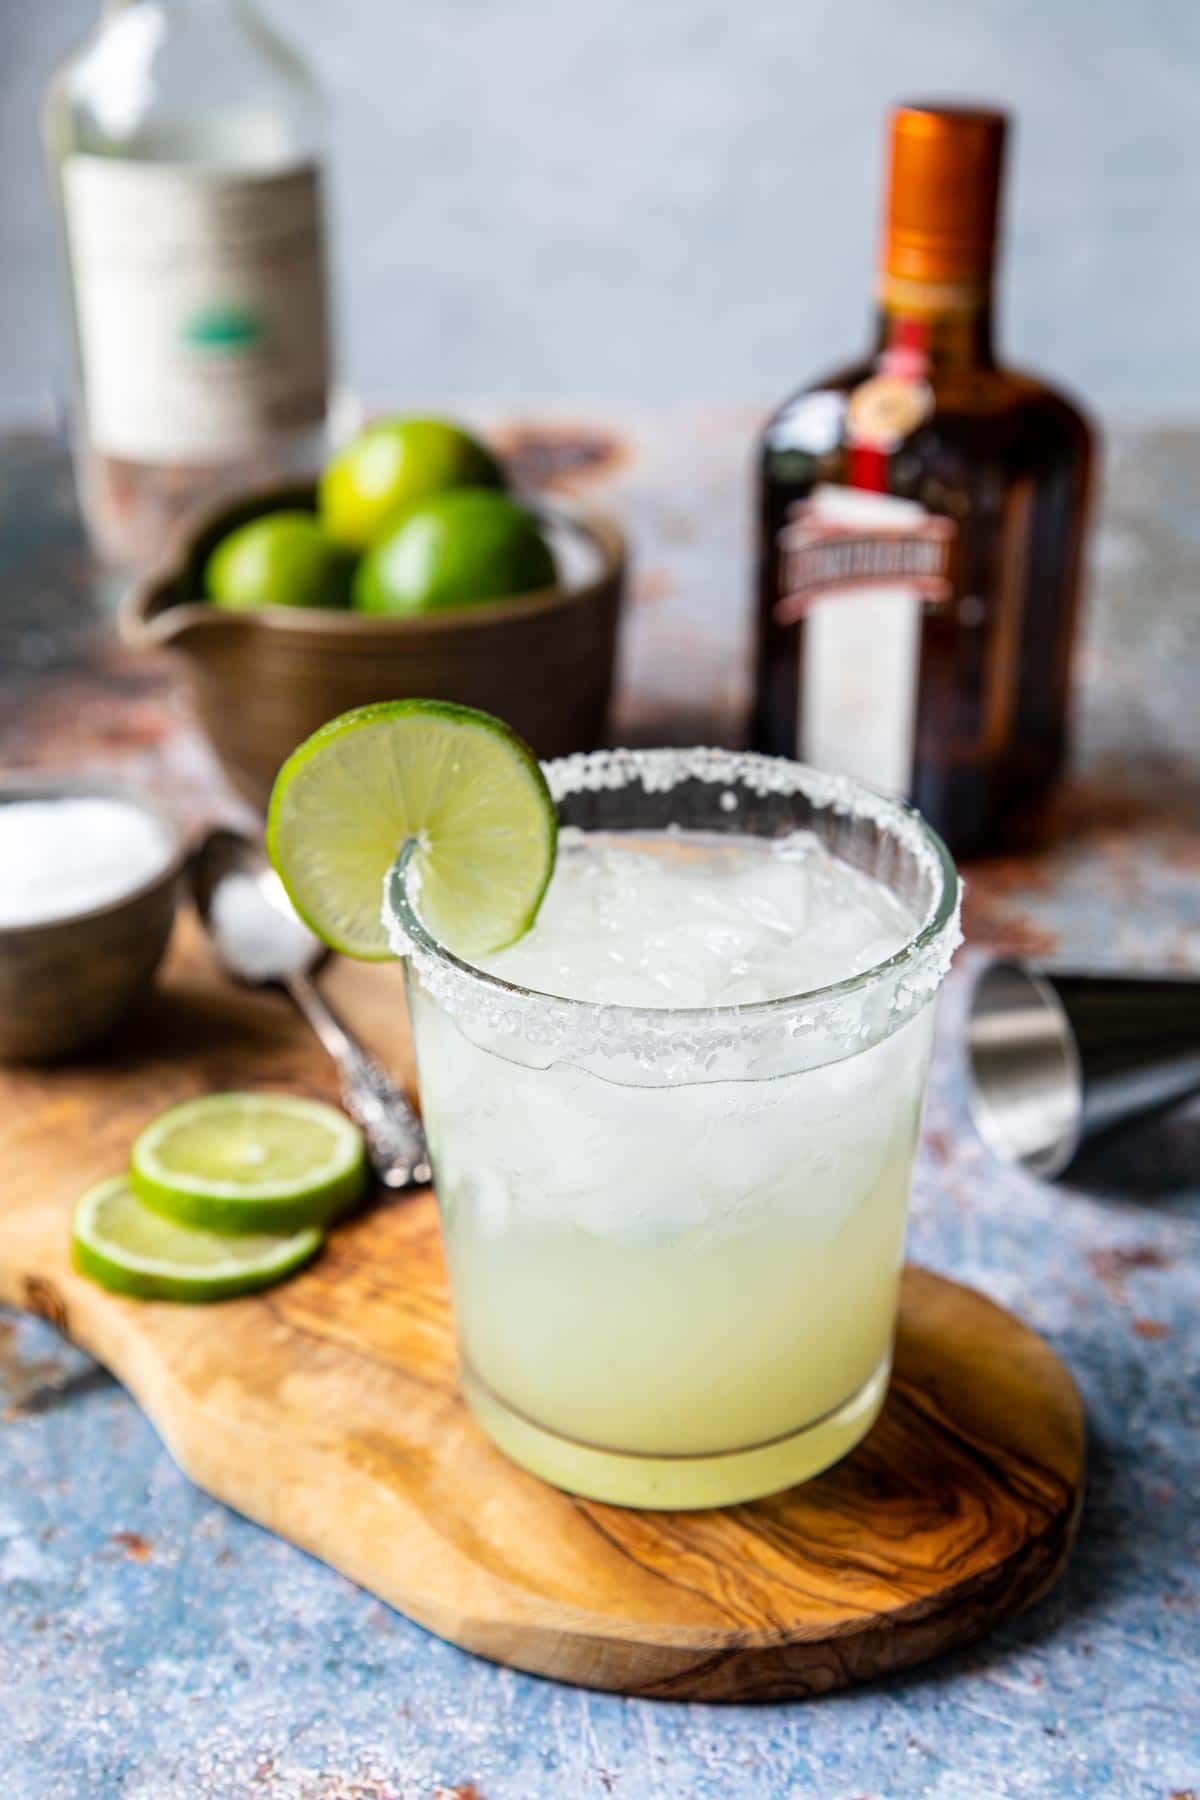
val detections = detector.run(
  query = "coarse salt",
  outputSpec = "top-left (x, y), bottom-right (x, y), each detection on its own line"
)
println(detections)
top-left (0, 796), bottom-right (174, 928)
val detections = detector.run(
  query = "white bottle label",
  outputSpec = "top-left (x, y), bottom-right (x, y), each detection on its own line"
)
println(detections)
top-left (775, 484), bottom-right (955, 796)
top-left (62, 157), bottom-right (330, 464)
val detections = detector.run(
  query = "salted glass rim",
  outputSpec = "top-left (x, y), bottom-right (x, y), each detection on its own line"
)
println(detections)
top-left (386, 746), bottom-right (960, 1027)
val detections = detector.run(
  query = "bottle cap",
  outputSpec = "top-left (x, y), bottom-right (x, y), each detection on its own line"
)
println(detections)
top-left (883, 103), bottom-right (1007, 285)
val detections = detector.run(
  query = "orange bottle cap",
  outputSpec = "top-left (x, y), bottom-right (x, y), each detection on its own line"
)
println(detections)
top-left (883, 103), bottom-right (1007, 285)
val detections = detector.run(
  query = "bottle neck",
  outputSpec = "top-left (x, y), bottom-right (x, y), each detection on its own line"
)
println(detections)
top-left (871, 273), bottom-right (996, 372)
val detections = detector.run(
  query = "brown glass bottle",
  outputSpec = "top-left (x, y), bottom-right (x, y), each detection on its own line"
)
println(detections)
top-left (753, 104), bottom-right (1095, 858)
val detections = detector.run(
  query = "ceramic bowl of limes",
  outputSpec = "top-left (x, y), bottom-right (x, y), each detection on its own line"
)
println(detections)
top-left (120, 416), bottom-right (626, 812)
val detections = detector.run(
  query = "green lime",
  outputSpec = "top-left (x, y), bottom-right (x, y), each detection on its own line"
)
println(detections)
top-left (320, 417), bottom-right (504, 550)
top-left (205, 511), bottom-right (354, 611)
top-left (267, 699), bottom-right (556, 961)
top-left (353, 488), bottom-right (557, 617)
top-left (129, 1093), bottom-right (367, 1234)
top-left (72, 1175), bottom-right (322, 1303)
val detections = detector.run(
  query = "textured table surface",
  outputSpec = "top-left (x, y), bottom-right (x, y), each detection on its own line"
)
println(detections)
top-left (0, 416), bottom-right (1197, 1800)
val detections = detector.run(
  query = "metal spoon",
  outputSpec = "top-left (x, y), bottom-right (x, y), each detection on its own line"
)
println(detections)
top-left (189, 828), bottom-right (430, 1189)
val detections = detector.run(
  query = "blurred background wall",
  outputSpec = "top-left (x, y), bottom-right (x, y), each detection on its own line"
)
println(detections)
top-left (3, 0), bottom-right (1197, 418)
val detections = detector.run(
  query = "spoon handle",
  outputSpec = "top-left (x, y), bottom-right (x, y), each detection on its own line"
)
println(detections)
top-left (285, 972), bottom-right (431, 1190)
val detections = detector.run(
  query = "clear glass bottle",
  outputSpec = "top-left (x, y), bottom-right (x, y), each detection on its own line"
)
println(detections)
top-left (44, 0), bottom-right (335, 569)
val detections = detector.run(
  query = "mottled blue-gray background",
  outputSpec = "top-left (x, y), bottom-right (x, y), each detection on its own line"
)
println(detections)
top-left (3, 0), bottom-right (1199, 416)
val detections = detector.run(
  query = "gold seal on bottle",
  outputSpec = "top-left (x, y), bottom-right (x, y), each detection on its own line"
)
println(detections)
top-left (846, 373), bottom-right (935, 450)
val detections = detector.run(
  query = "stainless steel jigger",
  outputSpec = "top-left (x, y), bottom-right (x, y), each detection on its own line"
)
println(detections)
top-left (966, 961), bottom-right (1200, 1178)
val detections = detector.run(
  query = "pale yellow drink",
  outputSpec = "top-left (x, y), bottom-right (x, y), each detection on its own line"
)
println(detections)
top-left (403, 820), bottom-right (947, 1508)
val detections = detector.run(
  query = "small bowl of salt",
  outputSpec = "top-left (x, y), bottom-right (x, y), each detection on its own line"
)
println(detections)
top-left (0, 776), bottom-right (183, 1061)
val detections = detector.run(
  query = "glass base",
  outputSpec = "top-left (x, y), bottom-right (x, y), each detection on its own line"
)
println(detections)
top-left (461, 1354), bottom-right (892, 1510)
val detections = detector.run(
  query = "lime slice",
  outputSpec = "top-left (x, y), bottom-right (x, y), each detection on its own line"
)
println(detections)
top-left (266, 699), bottom-right (557, 961)
top-left (73, 1176), bottom-right (322, 1303)
top-left (129, 1092), bottom-right (367, 1234)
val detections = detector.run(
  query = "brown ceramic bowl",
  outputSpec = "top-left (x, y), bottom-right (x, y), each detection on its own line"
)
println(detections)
top-left (0, 774), bottom-right (183, 1063)
top-left (120, 481), bottom-right (627, 813)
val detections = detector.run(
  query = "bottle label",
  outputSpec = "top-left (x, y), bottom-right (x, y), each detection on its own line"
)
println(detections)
top-left (776, 484), bottom-right (955, 796)
top-left (62, 157), bottom-right (330, 464)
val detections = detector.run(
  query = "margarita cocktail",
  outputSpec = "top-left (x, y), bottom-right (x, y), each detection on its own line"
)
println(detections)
top-left (389, 747), bottom-right (960, 1508)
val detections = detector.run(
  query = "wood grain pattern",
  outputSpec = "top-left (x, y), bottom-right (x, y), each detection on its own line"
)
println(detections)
top-left (0, 920), bottom-right (1085, 1700)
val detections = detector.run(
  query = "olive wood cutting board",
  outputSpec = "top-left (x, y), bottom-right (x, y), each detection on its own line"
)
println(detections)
top-left (0, 918), bottom-right (1085, 1700)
